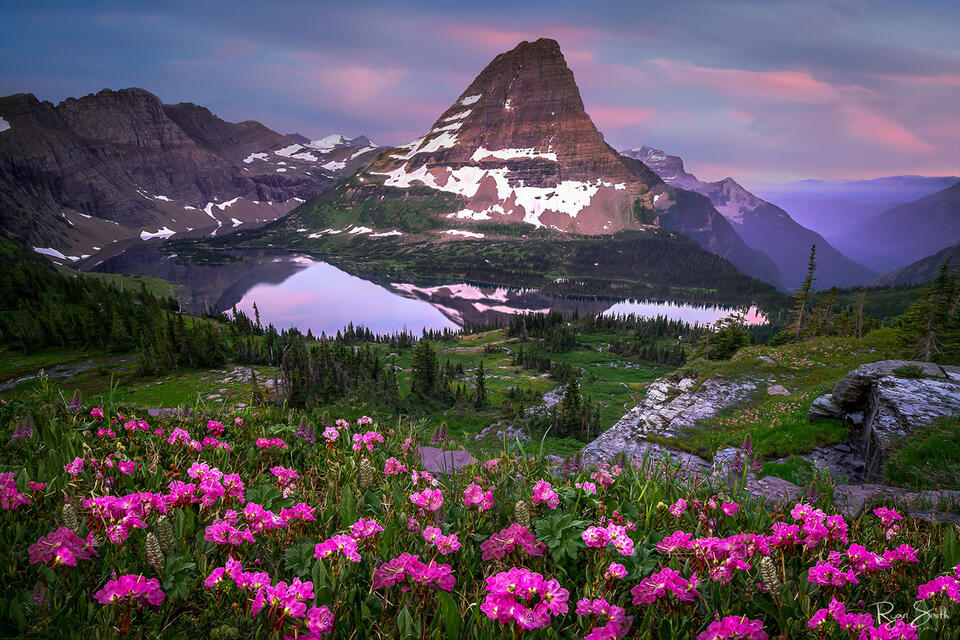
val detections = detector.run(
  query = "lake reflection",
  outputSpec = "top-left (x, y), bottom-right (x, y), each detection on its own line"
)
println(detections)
top-left (234, 262), bottom-right (458, 335)
top-left (87, 246), bottom-right (766, 335)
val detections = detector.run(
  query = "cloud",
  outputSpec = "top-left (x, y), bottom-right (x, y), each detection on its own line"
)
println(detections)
top-left (839, 104), bottom-right (933, 153)
top-left (646, 58), bottom-right (853, 102)
top-left (585, 105), bottom-right (655, 129)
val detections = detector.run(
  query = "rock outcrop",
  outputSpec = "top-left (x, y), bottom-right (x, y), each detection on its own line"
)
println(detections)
top-left (808, 360), bottom-right (960, 477)
top-left (581, 376), bottom-right (759, 468)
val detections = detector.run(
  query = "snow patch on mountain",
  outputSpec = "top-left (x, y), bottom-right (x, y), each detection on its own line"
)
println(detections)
top-left (444, 110), bottom-right (471, 122)
top-left (445, 229), bottom-right (485, 238)
top-left (461, 94), bottom-right (482, 105)
top-left (243, 152), bottom-right (269, 163)
top-left (471, 146), bottom-right (557, 162)
top-left (140, 226), bottom-right (176, 240)
top-left (0, 117), bottom-right (10, 132)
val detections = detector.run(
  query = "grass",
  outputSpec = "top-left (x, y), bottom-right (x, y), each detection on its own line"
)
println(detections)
top-left (885, 417), bottom-right (960, 490)
top-left (666, 330), bottom-right (901, 458)
top-left (761, 455), bottom-right (819, 486)
top-left (78, 271), bottom-right (179, 298)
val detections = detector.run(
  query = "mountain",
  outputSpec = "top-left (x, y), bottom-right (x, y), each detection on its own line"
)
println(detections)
top-left (873, 243), bottom-right (960, 287)
top-left (839, 182), bottom-right (960, 272)
top-left (753, 176), bottom-right (959, 240)
top-left (0, 88), bottom-right (382, 263)
top-left (287, 38), bottom-right (780, 286)
top-left (623, 146), bottom-right (877, 289)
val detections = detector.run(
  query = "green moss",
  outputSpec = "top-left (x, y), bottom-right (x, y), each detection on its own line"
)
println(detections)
top-left (885, 417), bottom-right (960, 489)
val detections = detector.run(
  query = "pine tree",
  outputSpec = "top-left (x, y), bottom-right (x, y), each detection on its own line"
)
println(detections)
top-left (474, 361), bottom-right (487, 409)
top-left (780, 244), bottom-right (817, 343)
top-left (897, 260), bottom-right (960, 362)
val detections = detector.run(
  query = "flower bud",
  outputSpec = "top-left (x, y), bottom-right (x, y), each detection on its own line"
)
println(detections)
top-left (514, 500), bottom-right (532, 529)
top-left (146, 532), bottom-right (165, 574)
top-left (62, 503), bottom-right (79, 531)
top-left (759, 556), bottom-right (780, 592)
top-left (359, 457), bottom-right (376, 489)
top-left (155, 515), bottom-right (175, 551)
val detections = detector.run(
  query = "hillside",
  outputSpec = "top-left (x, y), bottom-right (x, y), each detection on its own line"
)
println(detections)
top-left (624, 146), bottom-right (876, 289)
top-left (0, 89), bottom-right (382, 261)
top-left (836, 181), bottom-right (960, 272)
top-left (874, 242), bottom-right (960, 286)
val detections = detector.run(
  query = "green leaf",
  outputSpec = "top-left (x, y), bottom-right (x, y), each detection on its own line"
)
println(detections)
top-left (339, 485), bottom-right (357, 528)
top-left (438, 591), bottom-right (461, 640)
top-left (397, 605), bottom-right (417, 639)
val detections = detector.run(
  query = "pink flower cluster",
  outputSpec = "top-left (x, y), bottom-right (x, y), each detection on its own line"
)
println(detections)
top-left (28, 526), bottom-right (99, 567)
top-left (808, 542), bottom-right (919, 587)
top-left (874, 507), bottom-right (903, 540)
top-left (352, 431), bottom-right (384, 452)
top-left (582, 523), bottom-right (635, 556)
top-left (630, 567), bottom-right (699, 605)
top-left (322, 426), bottom-right (339, 442)
top-left (463, 482), bottom-right (493, 510)
top-left (481, 567), bottom-right (569, 630)
top-left (205, 420), bottom-right (225, 435)
top-left (480, 523), bottom-right (546, 560)
top-left (256, 437), bottom-right (287, 449)
top-left (94, 574), bottom-right (165, 606)
top-left (697, 615), bottom-right (768, 640)
top-left (205, 558), bottom-right (333, 637)
top-left (409, 487), bottom-right (443, 512)
top-left (809, 598), bottom-right (916, 639)
top-left (917, 573), bottom-right (960, 603)
top-left (90, 407), bottom-right (104, 419)
top-left (0, 472), bottom-right (31, 510)
top-left (371, 552), bottom-right (456, 592)
top-left (575, 597), bottom-right (632, 640)
top-left (315, 534), bottom-right (361, 562)
top-left (422, 526), bottom-right (461, 555)
top-left (270, 465), bottom-right (300, 487)
top-left (532, 479), bottom-right (560, 509)
top-left (350, 517), bottom-right (383, 540)
top-left (384, 457), bottom-right (406, 475)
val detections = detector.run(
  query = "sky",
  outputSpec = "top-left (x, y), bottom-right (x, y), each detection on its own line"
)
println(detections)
top-left (2, 0), bottom-right (958, 185)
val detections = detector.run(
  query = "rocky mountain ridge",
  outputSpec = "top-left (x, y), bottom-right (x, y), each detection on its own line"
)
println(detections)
top-left (0, 88), bottom-right (381, 263)
top-left (623, 146), bottom-right (876, 288)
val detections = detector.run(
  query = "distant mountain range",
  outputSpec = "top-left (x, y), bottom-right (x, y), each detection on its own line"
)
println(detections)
top-left (874, 242), bottom-right (960, 287)
top-left (622, 147), bottom-right (876, 289)
top-left (0, 88), bottom-right (381, 263)
top-left (839, 181), bottom-right (960, 273)
top-left (754, 176), bottom-right (959, 240)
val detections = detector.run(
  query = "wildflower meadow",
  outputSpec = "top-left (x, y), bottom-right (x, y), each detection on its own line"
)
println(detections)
top-left (1, 389), bottom-right (959, 639)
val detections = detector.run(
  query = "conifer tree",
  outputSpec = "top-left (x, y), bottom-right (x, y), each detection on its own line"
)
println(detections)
top-left (474, 361), bottom-right (487, 409)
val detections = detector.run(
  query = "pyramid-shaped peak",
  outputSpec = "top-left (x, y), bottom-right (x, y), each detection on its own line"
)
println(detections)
top-left (361, 39), bottom-right (655, 233)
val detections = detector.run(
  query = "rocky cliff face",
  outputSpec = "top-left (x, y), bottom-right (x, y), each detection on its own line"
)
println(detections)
top-left (335, 39), bottom-right (781, 285)
top-left (808, 360), bottom-right (960, 478)
top-left (361, 38), bottom-right (647, 234)
top-left (624, 146), bottom-right (876, 288)
top-left (0, 88), bottom-right (381, 261)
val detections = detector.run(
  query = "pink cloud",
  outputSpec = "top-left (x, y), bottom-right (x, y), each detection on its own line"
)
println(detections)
top-left (840, 104), bottom-right (932, 153)
top-left (585, 105), bottom-right (655, 128)
top-left (880, 74), bottom-right (960, 88)
top-left (728, 109), bottom-right (756, 124)
top-left (646, 59), bottom-right (852, 102)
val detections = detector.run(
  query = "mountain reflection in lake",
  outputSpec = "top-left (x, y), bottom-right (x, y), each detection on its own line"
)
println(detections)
top-left (86, 246), bottom-right (766, 336)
